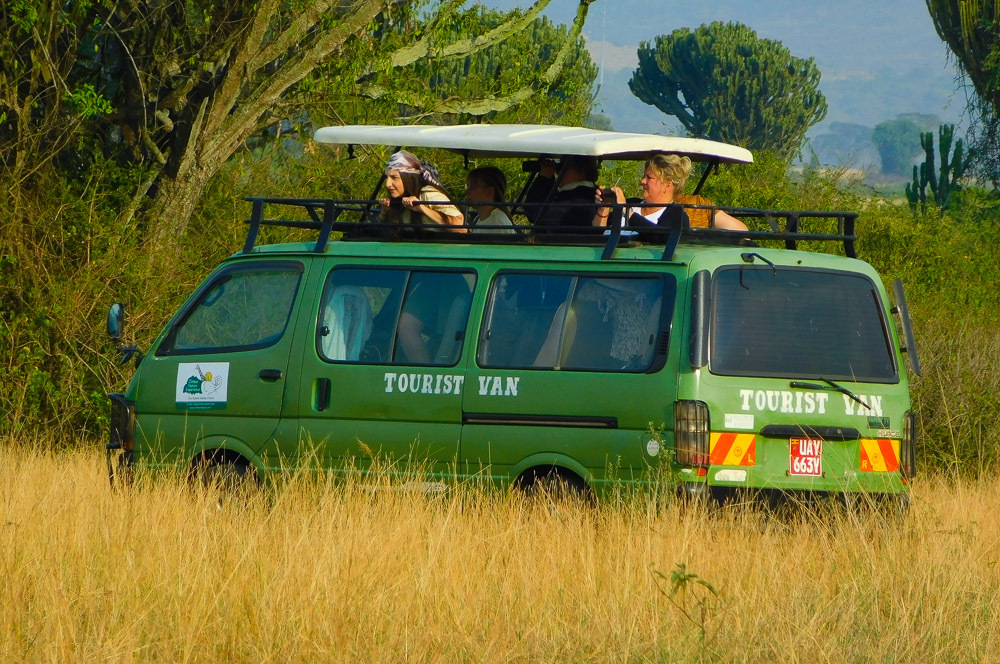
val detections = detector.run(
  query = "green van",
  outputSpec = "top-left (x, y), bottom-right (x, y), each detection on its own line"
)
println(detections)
top-left (106, 124), bottom-right (920, 503)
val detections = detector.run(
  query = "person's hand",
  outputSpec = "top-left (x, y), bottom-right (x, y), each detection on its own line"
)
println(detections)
top-left (401, 196), bottom-right (421, 210)
top-left (594, 186), bottom-right (625, 212)
top-left (539, 158), bottom-right (557, 179)
top-left (379, 197), bottom-right (391, 212)
top-left (595, 187), bottom-right (611, 219)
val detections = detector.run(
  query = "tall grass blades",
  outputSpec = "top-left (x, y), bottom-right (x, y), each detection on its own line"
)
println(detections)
top-left (3, 446), bottom-right (1000, 662)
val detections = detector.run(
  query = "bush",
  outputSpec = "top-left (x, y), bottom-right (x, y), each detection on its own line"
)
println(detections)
top-left (4, 144), bottom-right (1000, 476)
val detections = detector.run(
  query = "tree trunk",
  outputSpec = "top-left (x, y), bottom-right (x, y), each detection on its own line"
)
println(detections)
top-left (145, 167), bottom-right (217, 271)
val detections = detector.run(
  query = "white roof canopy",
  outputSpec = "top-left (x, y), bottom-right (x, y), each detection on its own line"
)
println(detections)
top-left (313, 124), bottom-right (753, 164)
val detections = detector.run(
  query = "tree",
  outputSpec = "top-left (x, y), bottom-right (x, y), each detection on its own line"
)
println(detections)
top-left (0, 0), bottom-right (596, 257)
top-left (926, 0), bottom-right (1000, 184)
top-left (0, 1), bottom-right (115, 185)
top-left (905, 124), bottom-right (967, 216)
top-left (410, 9), bottom-right (598, 125)
top-left (628, 21), bottom-right (827, 160)
top-left (872, 113), bottom-right (939, 176)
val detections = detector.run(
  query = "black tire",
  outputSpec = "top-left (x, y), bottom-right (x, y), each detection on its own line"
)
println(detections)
top-left (520, 468), bottom-right (594, 507)
top-left (195, 455), bottom-right (257, 506)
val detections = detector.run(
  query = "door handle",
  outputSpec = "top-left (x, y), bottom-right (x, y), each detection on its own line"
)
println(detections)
top-left (259, 369), bottom-right (283, 381)
top-left (315, 378), bottom-right (331, 411)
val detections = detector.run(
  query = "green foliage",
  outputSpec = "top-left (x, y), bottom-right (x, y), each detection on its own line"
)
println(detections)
top-left (64, 83), bottom-right (113, 119)
top-left (0, 161), bottom-right (154, 439)
top-left (0, 0), bottom-right (115, 183)
top-left (872, 113), bottom-right (938, 176)
top-left (905, 124), bottom-right (967, 216)
top-left (408, 9), bottom-right (598, 125)
top-left (654, 563), bottom-right (720, 658)
top-left (629, 21), bottom-right (827, 160)
top-left (2, 0), bottom-right (596, 257)
top-left (926, 0), bottom-right (1000, 184)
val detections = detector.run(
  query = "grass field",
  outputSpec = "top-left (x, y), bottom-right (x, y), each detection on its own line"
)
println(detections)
top-left (2, 445), bottom-right (998, 663)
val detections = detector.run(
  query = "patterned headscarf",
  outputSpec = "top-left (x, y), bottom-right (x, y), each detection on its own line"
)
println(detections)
top-left (385, 150), bottom-right (446, 191)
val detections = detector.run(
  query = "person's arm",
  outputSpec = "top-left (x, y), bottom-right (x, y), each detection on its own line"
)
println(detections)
top-left (712, 209), bottom-right (747, 231)
top-left (396, 312), bottom-right (430, 364)
top-left (404, 190), bottom-right (466, 231)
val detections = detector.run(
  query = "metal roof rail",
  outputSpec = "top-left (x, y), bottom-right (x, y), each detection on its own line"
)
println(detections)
top-left (242, 197), bottom-right (858, 259)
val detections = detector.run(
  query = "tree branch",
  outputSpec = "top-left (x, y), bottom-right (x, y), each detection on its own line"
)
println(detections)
top-left (417, 0), bottom-right (593, 115)
top-left (246, 0), bottom-right (336, 76)
top-left (201, 0), bottom-right (282, 138)
top-left (388, 0), bottom-right (551, 69)
top-left (202, 0), bottom-right (386, 168)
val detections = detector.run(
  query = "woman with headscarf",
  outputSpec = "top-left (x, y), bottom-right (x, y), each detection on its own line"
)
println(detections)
top-left (379, 150), bottom-right (465, 230)
top-left (593, 154), bottom-right (746, 230)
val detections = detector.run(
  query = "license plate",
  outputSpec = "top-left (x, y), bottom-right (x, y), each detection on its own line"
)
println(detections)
top-left (790, 438), bottom-right (822, 476)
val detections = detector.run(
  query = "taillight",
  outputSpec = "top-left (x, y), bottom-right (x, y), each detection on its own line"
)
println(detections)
top-left (108, 393), bottom-right (135, 452)
top-left (674, 400), bottom-right (710, 467)
top-left (901, 410), bottom-right (916, 479)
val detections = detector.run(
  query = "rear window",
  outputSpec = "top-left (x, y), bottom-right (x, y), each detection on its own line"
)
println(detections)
top-left (710, 267), bottom-right (897, 382)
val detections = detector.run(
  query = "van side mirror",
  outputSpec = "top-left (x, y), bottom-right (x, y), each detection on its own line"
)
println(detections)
top-left (107, 303), bottom-right (125, 342)
top-left (891, 280), bottom-right (921, 377)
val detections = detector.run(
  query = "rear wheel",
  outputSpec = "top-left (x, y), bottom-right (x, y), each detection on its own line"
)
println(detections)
top-left (194, 453), bottom-right (257, 507)
top-left (518, 468), bottom-right (595, 507)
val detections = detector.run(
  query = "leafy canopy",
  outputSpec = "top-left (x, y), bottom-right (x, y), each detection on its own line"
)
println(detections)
top-left (926, 0), bottom-right (1000, 184)
top-left (872, 113), bottom-right (939, 176)
top-left (628, 21), bottom-right (827, 160)
top-left (0, 0), bottom-right (597, 254)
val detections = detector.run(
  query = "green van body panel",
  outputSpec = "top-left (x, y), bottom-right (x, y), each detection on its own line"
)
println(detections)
top-left (115, 238), bottom-right (913, 501)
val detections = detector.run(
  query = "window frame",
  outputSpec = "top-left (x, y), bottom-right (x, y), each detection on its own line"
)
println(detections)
top-left (477, 269), bottom-right (676, 374)
top-left (157, 260), bottom-right (304, 357)
top-left (314, 265), bottom-right (478, 368)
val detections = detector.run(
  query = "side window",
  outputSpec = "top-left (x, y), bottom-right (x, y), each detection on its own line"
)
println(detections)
top-left (166, 264), bottom-right (302, 353)
top-left (479, 273), bottom-right (669, 372)
top-left (317, 268), bottom-right (475, 366)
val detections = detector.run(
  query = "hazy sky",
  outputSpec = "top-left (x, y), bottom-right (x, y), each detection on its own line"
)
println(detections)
top-left (483, 0), bottom-right (967, 132)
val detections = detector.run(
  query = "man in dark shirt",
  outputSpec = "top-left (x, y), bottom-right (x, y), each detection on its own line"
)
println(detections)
top-left (524, 155), bottom-right (600, 232)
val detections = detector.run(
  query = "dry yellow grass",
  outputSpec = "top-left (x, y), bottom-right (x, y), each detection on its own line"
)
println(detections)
top-left (2, 445), bottom-right (999, 663)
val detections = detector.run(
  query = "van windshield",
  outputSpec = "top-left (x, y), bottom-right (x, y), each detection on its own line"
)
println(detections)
top-left (710, 267), bottom-right (897, 383)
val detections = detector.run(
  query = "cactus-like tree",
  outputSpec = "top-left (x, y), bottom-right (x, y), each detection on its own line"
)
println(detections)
top-left (905, 124), bottom-right (967, 216)
top-left (628, 21), bottom-right (827, 160)
top-left (926, 1), bottom-right (999, 113)
top-left (926, 0), bottom-right (1000, 184)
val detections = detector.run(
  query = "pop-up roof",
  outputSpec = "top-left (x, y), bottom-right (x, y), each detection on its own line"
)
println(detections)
top-left (313, 124), bottom-right (753, 164)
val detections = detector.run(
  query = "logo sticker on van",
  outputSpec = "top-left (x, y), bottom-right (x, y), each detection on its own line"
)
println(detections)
top-left (176, 363), bottom-right (229, 410)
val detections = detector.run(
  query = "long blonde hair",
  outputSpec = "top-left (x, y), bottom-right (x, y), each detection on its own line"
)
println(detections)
top-left (645, 154), bottom-right (693, 192)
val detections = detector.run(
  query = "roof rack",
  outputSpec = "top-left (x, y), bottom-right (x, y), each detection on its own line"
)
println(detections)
top-left (242, 197), bottom-right (858, 260)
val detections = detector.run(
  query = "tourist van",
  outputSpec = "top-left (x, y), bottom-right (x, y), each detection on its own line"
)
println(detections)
top-left (106, 124), bottom-right (920, 503)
